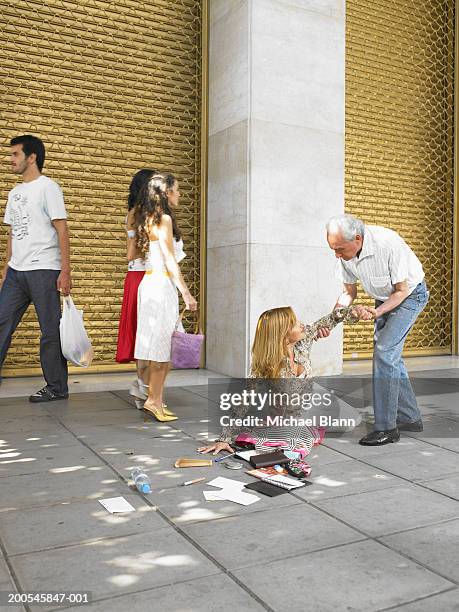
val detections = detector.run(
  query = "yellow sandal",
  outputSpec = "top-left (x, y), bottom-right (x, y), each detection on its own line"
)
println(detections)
top-left (143, 401), bottom-right (178, 422)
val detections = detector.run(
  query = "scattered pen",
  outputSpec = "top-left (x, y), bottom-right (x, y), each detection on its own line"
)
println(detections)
top-left (214, 452), bottom-right (237, 463)
top-left (181, 477), bottom-right (206, 486)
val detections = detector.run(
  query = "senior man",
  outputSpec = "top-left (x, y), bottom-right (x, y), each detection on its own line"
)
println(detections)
top-left (326, 214), bottom-right (429, 446)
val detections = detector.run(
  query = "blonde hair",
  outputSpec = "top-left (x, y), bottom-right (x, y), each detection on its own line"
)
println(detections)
top-left (250, 307), bottom-right (296, 378)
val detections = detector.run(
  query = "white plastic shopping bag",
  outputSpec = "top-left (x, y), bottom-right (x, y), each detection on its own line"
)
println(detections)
top-left (60, 296), bottom-right (94, 367)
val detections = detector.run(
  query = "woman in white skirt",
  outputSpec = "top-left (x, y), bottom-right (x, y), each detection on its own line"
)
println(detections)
top-left (134, 173), bottom-right (197, 421)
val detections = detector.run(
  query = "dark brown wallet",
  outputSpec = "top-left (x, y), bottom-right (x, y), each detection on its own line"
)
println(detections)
top-left (249, 450), bottom-right (290, 468)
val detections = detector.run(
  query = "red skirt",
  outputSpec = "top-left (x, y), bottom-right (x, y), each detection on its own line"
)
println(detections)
top-left (116, 271), bottom-right (145, 363)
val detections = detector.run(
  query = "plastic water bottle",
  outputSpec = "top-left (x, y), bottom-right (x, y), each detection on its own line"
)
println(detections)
top-left (131, 468), bottom-right (151, 494)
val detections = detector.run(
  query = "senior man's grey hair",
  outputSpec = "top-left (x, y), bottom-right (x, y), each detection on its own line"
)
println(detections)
top-left (326, 214), bottom-right (365, 241)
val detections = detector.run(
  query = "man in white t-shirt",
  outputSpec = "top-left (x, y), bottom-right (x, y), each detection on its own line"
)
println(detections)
top-left (0, 135), bottom-right (71, 401)
top-left (325, 214), bottom-right (429, 446)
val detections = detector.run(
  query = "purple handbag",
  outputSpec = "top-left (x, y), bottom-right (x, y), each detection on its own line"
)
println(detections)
top-left (171, 310), bottom-right (204, 369)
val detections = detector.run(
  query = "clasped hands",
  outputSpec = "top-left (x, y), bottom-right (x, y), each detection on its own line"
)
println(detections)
top-left (315, 305), bottom-right (377, 339)
top-left (350, 304), bottom-right (377, 321)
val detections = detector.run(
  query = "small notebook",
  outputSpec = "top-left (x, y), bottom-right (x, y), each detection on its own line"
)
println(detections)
top-left (247, 470), bottom-right (305, 490)
top-left (249, 450), bottom-right (290, 468)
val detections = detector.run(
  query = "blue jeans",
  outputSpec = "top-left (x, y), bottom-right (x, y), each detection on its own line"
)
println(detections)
top-left (0, 267), bottom-right (68, 394)
top-left (372, 281), bottom-right (429, 430)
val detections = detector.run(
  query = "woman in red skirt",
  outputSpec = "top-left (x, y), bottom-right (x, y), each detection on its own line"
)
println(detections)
top-left (116, 169), bottom-right (155, 392)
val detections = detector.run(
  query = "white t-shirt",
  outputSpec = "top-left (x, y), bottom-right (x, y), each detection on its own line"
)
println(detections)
top-left (3, 175), bottom-right (67, 271)
top-left (339, 225), bottom-right (425, 301)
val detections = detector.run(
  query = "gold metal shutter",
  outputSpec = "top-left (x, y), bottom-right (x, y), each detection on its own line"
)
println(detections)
top-left (0, 0), bottom-right (204, 375)
top-left (344, 0), bottom-right (455, 358)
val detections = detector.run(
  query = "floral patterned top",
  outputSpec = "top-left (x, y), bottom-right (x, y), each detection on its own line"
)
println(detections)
top-left (217, 306), bottom-right (360, 444)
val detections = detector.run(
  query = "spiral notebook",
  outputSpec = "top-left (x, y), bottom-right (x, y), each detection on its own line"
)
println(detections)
top-left (246, 469), bottom-right (305, 490)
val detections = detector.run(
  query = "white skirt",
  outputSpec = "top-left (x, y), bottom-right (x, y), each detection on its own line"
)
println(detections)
top-left (134, 272), bottom-right (181, 362)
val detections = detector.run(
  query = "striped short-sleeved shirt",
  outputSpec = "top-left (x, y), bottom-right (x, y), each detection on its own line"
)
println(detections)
top-left (339, 225), bottom-right (424, 302)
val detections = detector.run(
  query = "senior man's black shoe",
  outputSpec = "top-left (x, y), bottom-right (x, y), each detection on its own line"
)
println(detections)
top-left (29, 386), bottom-right (69, 403)
top-left (359, 428), bottom-right (400, 446)
top-left (397, 419), bottom-right (423, 432)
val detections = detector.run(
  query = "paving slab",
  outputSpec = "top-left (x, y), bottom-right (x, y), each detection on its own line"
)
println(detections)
top-left (0, 441), bottom-right (103, 478)
top-left (55, 408), bottom-right (147, 428)
top-left (417, 394), bottom-right (459, 419)
top-left (410, 368), bottom-right (459, 380)
top-left (172, 417), bottom-right (220, 441)
top-left (148, 470), bottom-right (302, 525)
top-left (164, 386), bottom-right (213, 410)
top-left (422, 474), bottom-right (459, 501)
top-left (232, 540), bottom-right (454, 612)
top-left (403, 414), bottom-right (459, 438)
top-left (0, 495), bottom-right (168, 556)
top-left (183, 503), bottom-right (364, 570)
top-left (381, 518), bottom-right (459, 583)
top-left (324, 433), bottom-right (437, 459)
top-left (100, 452), bottom-right (213, 483)
top-left (47, 400), bottom-right (137, 419)
top-left (74, 421), bottom-right (179, 445)
top-left (91, 434), bottom-right (202, 460)
top-left (293, 459), bottom-right (406, 501)
top-left (0, 553), bottom-right (17, 592)
top-left (0, 430), bottom-right (78, 452)
top-left (0, 413), bottom-right (64, 435)
top-left (10, 530), bottom-right (220, 611)
top-left (0, 395), bottom-right (45, 409)
top-left (414, 436), bottom-right (459, 453)
top-left (314, 485), bottom-right (459, 536)
top-left (180, 384), bottom-right (213, 399)
top-left (306, 443), bottom-right (359, 467)
top-left (412, 378), bottom-right (459, 394)
top-left (0, 465), bottom-right (126, 511)
top-left (388, 588), bottom-right (459, 611)
top-left (98, 425), bottom-right (193, 451)
top-left (362, 447), bottom-right (459, 482)
top-left (115, 388), bottom-right (211, 418)
top-left (0, 401), bottom-right (51, 418)
top-left (419, 403), bottom-right (459, 419)
top-left (80, 573), bottom-right (266, 612)
top-left (45, 392), bottom-right (133, 412)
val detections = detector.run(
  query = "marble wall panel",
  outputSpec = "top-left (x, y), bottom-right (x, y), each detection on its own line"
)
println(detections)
top-left (207, 244), bottom-right (249, 377)
top-left (272, 0), bottom-right (344, 18)
top-left (210, 0), bottom-right (246, 26)
top-left (209, 1), bottom-right (249, 137)
top-left (249, 118), bottom-right (344, 247)
top-left (208, 120), bottom-right (249, 249)
top-left (251, 0), bottom-right (344, 133)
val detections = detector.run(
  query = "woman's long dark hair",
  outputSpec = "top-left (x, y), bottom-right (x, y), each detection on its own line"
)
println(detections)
top-left (134, 173), bottom-right (182, 256)
top-left (127, 168), bottom-right (156, 210)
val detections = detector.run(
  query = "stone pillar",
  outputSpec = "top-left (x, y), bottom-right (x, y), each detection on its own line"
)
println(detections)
top-left (207, 0), bottom-right (345, 377)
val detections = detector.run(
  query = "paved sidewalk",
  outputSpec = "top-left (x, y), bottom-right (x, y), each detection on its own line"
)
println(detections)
top-left (0, 371), bottom-right (458, 611)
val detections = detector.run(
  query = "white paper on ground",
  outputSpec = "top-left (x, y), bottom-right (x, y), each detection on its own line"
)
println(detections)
top-left (207, 476), bottom-right (246, 490)
top-left (203, 490), bottom-right (224, 501)
top-left (213, 489), bottom-right (260, 505)
top-left (99, 497), bottom-right (136, 513)
top-left (205, 477), bottom-right (260, 505)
